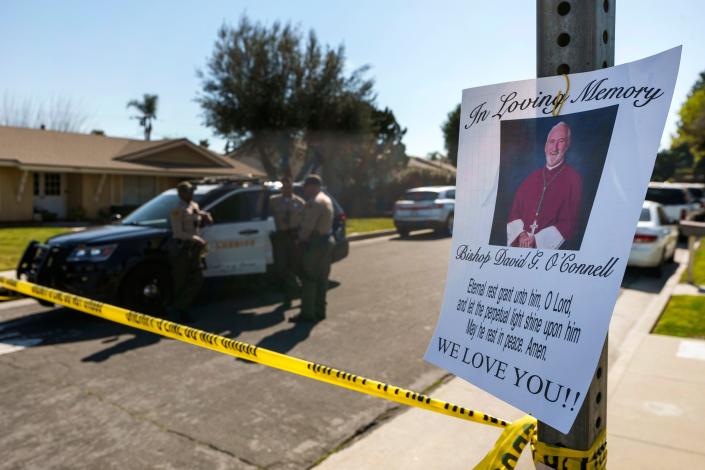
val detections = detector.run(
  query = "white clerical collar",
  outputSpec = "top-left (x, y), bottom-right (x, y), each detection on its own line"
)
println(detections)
top-left (545, 160), bottom-right (565, 171)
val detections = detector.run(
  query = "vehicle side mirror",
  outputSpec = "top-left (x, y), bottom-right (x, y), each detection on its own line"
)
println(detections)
top-left (111, 214), bottom-right (122, 222)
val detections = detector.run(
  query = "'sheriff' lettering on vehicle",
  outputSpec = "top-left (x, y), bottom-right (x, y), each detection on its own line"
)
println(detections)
top-left (215, 239), bottom-right (256, 250)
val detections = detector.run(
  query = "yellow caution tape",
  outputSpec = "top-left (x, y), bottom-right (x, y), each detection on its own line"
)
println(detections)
top-left (473, 415), bottom-right (537, 470)
top-left (533, 428), bottom-right (607, 470)
top-left (473, 414), bottom-right (607, 470)
top-left (0, 289), bottom-right (21, 301)
top-left (0, 295), bottom-right (21, 301)
top-left (0, 276), bottom-right (509, 429)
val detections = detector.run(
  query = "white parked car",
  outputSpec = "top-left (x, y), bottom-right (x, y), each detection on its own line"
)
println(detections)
top-left (645, 182), bottom-right (701, 225)
top-left (393, 186), bottom-right (455, 237)
top-left (628, 201), bottom-right (678, 271)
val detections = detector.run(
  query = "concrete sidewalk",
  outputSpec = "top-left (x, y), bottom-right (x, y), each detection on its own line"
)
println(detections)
top-left (315, 334), bottom-right (705, 469)
top-left (317, 262), bottom-right (705, 468)
top-left (607, 334), bottom-right (705, 468)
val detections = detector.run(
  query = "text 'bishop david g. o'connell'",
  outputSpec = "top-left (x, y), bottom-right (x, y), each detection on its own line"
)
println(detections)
top-left (455, 244), bottom-right (618, 278)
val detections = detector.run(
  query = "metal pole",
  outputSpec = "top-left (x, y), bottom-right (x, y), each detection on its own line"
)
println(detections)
top-left (535, 0), bottom-right (614, 456)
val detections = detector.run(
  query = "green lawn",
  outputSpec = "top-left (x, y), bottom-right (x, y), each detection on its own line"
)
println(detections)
top-left (0, 227), bottom-right (74, 271)
top-left (346, 218), bottom-right (395, 235)
top-left (681, 242), bottom-right (705, 284)
top-left (653, 295), bottom-right (705, 339)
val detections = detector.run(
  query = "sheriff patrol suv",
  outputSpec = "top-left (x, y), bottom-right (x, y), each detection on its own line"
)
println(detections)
top-left (16, 178), bottom-right (348, 313)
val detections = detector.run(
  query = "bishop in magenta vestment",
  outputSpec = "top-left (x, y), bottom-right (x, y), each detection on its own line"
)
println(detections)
top-left (506, 162), bottom-right (582, 249)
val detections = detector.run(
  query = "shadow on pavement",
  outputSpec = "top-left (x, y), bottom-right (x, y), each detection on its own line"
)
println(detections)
top-left (82, 331), bottom-right (160, 363)
top-left (390, 230), bottom-right (448, 242)
top-left (621, 261), bottom-right (678, 293)
top-left (1, 276), bottom-right (340, 363)
top-left (255, 321), bottom-right (317, 355)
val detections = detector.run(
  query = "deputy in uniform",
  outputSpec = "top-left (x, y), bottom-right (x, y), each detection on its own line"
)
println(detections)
top-left (290, 175), bottom-right (334, 323)
top-left (168, 181), bottom-right (212, 322)
top-left (269, 176), bottom-right (305, 308)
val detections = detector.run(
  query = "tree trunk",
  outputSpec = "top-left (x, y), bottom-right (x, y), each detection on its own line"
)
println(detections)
top-left (255, 136), bottom-right (277, 178)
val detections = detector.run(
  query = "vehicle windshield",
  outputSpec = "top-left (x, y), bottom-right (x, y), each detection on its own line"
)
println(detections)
top-left (122, 192), bottom-right (206, 227)
top-left (639, 208), bottom-right (651, 221)
top-left (403, 191), bottom-right (439, 202)
top-left (645, 188), bottom-right (687, 205)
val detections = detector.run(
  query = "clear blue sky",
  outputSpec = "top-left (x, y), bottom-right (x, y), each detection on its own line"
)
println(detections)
top-left (1, 0), bottom-right (702, 156)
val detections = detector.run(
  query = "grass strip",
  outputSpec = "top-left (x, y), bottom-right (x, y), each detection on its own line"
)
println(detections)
top-left (347, 218), bottom-right (394, 235)
top-left (0, 227), bottom-right (75, 271)
top-left (653, 295), bottom-right (705, 339)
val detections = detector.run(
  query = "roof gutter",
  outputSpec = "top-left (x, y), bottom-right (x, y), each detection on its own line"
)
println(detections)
top-left (0, 160), bottom-right (261, 178)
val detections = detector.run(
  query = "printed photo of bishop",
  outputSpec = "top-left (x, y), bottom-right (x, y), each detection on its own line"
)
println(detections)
top-left (488, 105), bottom-right (619, 251)
top-left (507, 121), bottom-right (581, 249)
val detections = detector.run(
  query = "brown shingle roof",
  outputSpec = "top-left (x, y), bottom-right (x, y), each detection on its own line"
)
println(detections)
top-left (407, 156), bottom-right (457, 174)
top-left (0, 125), bottom-right (264, 177)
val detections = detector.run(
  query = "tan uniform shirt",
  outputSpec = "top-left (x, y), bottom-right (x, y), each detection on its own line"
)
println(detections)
top-left (170, 199), bottom-right (204, 242)
top-left (269, 193), bottom-right (305, 232)
top-left (299, 191), bottom-right (334, 241)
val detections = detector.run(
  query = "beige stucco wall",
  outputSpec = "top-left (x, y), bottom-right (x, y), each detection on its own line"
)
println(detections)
top-left (75, 174), bottom-right (179, 218)
top-left (76, 174), bottom-right (117, 218)
top-left (111, 174), bottom-right (123, 205)
top-left (0, 168), bottom-right (34, 222)
top-left (66, 173), bottom-right (83, 215)
top-left (157, 176), bottom-right (181, 192)
top-left (65, 173), bottom-right (168, 219)
top-left (1, 170), bottom-right (190, 222)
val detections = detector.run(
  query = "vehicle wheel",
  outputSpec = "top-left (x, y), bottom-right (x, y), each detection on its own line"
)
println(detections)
top-left (397, 229), bottom-right (410, 238)
top-left (119, 264), bottom-right (172, 315)
top-left (445, 213), bottom-right (454, 236)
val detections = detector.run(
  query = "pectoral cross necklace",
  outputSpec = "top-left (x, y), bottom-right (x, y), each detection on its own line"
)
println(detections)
top-left (529, 166), bottom-right (565, 236)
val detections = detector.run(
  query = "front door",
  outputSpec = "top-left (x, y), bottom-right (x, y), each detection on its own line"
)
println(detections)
top-left (33, 172), bottom-right (67, 218)
top-left (201, 189), bottom-right (274, 277)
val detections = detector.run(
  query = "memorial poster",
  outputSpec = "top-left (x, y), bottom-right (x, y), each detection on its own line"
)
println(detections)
top-left (425, 47), bottom-right (682, 432)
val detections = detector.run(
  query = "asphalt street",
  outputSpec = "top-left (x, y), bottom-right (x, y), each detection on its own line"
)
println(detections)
top-left (0, 233), bottom-right (679, 469)
top-left (0, 232), bottom-right (455, 469)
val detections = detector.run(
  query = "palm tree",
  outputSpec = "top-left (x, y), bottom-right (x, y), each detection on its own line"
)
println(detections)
top-left (127, 94), bottom-right (158, 140)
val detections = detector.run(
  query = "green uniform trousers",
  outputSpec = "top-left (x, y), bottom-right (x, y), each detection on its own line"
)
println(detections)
top-left (271, 230), bottom-right (301, 303)
top-left (300, 236), bottom-right (334, 320)
top-left (170, 241), bottom-right (204, 321)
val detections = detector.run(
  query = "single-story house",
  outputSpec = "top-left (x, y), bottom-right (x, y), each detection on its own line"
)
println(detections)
top-left (406, 156), bottom-right (457, 177)
top-left (0, 126), bottom-right (263, 222)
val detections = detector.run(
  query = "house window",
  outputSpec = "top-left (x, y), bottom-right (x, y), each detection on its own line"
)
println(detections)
top-left (33, 173), bottom-right (40, 196)
top-left (123, 175), bottom-right (156, 205)
top-left (44, 173), bottom-right (61, 196)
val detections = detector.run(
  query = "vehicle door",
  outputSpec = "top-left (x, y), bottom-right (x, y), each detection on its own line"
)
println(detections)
top-left (201, 189), bottom-right (274, 277)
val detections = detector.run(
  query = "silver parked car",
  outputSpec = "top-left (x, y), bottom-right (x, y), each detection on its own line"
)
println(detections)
top-left (393, 186), bottom-right (455, 237)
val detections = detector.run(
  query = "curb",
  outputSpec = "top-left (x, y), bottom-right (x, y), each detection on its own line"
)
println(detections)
top-left (347, 229), bottom-right (398, 242)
